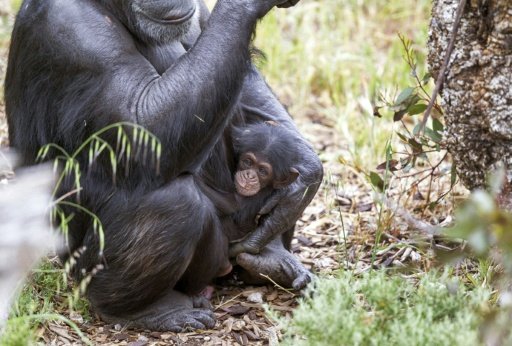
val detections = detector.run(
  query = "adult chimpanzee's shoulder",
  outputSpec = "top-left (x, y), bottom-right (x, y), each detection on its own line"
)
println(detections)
top-left (45, 0), bottom-right (106, 25)
top-left (16, 0), bottom-right (96, 28)
top-left (31, 0), bottom-right (138, 61)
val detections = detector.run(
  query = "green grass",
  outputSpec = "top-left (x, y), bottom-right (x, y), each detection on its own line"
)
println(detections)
top-left (1, 261), bottom-right (59, 345)
top-left (0, 260), bottom-right (91, 345)
top-left (279, 271), bottom-right (489, 346)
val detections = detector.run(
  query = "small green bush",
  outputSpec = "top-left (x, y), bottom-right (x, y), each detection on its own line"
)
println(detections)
top-left (281, 271), bottom-right (490, 346)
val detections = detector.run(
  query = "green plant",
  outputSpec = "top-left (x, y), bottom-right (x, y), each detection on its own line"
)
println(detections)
top-left (0, 259), bottom-right (91, 345)
top-left (439, 170), bottom-right (512, 345)
top-left (280, 270), bottom-right (489, 346)
top-left (370, 34), bottom-right (454, 211)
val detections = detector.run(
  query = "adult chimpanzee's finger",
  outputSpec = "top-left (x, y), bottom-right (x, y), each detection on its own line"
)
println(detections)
top-left (276, 0), bottom-right (300, 8)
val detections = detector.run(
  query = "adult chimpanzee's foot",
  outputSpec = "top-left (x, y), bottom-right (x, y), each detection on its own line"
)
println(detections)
top-left (235, 238), bottom-right (314, 290)
top-left (98, 290), bottom-right (216, 332)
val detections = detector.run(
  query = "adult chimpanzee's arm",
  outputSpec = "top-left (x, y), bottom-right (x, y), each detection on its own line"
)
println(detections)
top-left (230, 68), bottom-right (323, 289)
top-left (34, 0), bottom-right (297, 179)
top-left (192, 5), bottom-right (322, 249)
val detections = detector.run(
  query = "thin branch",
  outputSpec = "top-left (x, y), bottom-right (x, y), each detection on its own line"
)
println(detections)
top-left (385, 199), bottom-right (439, 236)
top-left (259, 274), bottom-right (296, 295)
top-left (419, 0), bottom-right (467, 134)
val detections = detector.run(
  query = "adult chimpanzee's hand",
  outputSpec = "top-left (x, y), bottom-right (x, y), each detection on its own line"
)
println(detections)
top-left (235, 238), bottom-right (314, 290)
top-left (276, 0), bottom-right (300, 8)
top-left (236, 0), bottom-right (301, 18)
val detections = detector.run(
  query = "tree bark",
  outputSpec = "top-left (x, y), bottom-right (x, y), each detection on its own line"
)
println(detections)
top-left (428, 0), bottom-right (512, 191)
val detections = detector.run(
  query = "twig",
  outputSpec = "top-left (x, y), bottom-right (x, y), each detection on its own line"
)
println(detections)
top-left (408, 152), bottom-right (448, 189)
top-left (259, 274), bottom-right (296, 295)
top-left (385, 199), bottom-right (439, 236)
top-left (338, 207), bottom-right (350, 269)
top-left (419, 0), bottom-right (467, 134)
top-left (214, 293), bottom-right (244, 310)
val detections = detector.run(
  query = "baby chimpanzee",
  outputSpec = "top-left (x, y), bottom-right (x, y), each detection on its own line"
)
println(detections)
top-left (198, 121), bottom-right (301, 279)
top-left (232, 121), bottom-right (302, 275)
top-left (228, 121), bottom-right (300, 239)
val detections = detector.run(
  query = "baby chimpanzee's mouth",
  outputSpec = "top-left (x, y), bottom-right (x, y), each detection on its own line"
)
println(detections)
top-left (235, 171), bottom-right (260, 197)
top-left (236, 185), bottom-right (258, 197)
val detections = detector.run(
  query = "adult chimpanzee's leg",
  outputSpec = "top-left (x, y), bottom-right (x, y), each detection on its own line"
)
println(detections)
top-left (78, 176), bottom-right (224, 331)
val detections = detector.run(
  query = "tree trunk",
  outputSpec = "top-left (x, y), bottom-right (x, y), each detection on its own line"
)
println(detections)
top-left (428, 0), bottom-right (512, 192)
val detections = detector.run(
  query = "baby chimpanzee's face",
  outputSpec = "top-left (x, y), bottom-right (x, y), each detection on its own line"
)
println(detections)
top-left (234, 152), bottom-right (274, 197)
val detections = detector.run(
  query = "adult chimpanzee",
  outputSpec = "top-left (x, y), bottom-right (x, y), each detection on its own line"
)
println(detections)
top-left (6, 0), bottom-right (323, 332)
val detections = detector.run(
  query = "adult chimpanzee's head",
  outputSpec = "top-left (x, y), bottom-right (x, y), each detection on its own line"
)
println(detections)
top-left (103, 0), bottom-right (200, 43)
top-left (232, 122), bottom-right (300, 197)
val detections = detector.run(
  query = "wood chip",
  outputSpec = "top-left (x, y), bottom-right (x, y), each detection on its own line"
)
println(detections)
top-left (222, 304), bottom-right (251, 316)
top-left (128, 341), bottom-right (148, 346)
top-left (247, 292), bottom-right (263, 304)
top-left (232, 320), bottom-right (246, 331)
top-left (48, 325), bottom-right (73, 341)
top-left (113, 333), bottom-right (130, 341)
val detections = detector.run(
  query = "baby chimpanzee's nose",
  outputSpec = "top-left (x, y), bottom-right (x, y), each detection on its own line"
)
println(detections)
top-left (245, 170), bottom-right (257, 180)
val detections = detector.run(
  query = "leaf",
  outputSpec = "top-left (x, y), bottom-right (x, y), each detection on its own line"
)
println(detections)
top-left (109, 151), bottom-right (117, 183)
top-left (369, 171), bottom-right (385, 192)
top-left (432, 118), bottom-right (444, 132)
top-left (407, 138), bottom-right (423, 154)
top-left (422, 72), bottom-right (432, 85)
top-left (395, 87), bottom-right (415, 105)
top-left (396, 132), bottom-right (409, 143)
top-left (432, 107), bottom-right (443, 117)
top-left (407, 103), bottom-right (427, 116)
top-left (424, 127), bottom-right (442, 143)
top-left (428, 201), bottom-right (438, 210)
top-left (450, 163), bottom-right (457, 187)
top-left (412, 123), bottom-right (422, 136)
top-left (37, 145), bottom-right (50, 162)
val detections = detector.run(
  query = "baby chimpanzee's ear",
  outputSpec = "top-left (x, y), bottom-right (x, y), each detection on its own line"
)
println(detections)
top-left (273, 167), bottom-right (300, 189)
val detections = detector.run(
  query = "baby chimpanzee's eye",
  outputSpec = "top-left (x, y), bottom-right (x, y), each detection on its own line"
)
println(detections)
top-left (243, 158), bottom-right (252, 167)
top-left (258, 167), bottom-right (268, 176)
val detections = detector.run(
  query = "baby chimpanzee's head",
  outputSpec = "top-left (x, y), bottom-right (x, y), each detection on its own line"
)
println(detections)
top-left (232, 122), bottom-right (300, 197)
